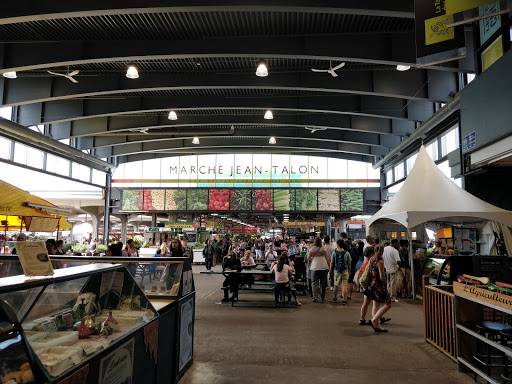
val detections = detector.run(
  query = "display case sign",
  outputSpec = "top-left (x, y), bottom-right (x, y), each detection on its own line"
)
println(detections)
top-left (24, 216), bottom-right (59, 232)
top-left (454, 281), bottom-right (512, 313)
top-left (99, 338), bottom-right (134, 384)
top-left (179, 298), bottom-right (194, 372)
top-left (16, 241), bottom-right (54, 276)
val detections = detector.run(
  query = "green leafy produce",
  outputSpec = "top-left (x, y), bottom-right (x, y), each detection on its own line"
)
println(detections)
top-left (173, 190), bottom-right (187, 210)
top-left (340, 189), bottom-right (363, 211)
top-left (187, 189), bottom-right (208, 210)
top-left (273, 189), bottom-right (295, 211)
top-left (296, 189), bottom-right (317, 211)
top-left (232, 189), bottom-right (251, 210)
top-left (122, 190), bottom-right (140, 211)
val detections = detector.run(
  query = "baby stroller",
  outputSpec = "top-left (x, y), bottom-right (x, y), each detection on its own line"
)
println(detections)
top-left (292, 257), bottom-right (308, 296)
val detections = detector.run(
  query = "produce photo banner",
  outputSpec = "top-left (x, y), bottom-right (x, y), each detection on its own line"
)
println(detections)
top-left (121, 188), bottom-right (364, 213)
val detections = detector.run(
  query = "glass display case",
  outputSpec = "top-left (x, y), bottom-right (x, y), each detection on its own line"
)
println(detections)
top-left (0, 264), bottom-right (158, 383)
top-left (417, 255), bottom-right (474, 297)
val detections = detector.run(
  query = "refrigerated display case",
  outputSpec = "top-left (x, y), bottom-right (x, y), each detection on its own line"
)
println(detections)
top-left (0, 264), bottom-right (159, 384)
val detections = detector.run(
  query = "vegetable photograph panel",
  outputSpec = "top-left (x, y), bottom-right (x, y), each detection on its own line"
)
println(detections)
top-left (232, 189), bottom-right (252, 211)
top-left (272, 189), bottom-right (295, 211)
top-left (121, 190), bottom-right (141, 211)
top-left (252, 189), bottom-right (273, 211)
top-left (295, 189), bottom-right (317, 211)
top-left (186, 189), bottom-right (208, 210)
top-left (318, 189), bottom-right (340, 211)
top-left (340, 189), bottom-right (363, 211)
top-left (209, 189), bottom-right (232, 210)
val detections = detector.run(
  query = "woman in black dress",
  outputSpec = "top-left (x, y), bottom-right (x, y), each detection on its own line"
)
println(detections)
top-left (366, 245), bottom-right (392, 333)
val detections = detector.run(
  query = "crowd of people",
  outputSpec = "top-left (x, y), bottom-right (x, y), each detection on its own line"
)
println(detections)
top-left (210, 232), bottom-right (411, 334)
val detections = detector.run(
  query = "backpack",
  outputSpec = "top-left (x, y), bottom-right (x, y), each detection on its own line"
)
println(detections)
top-left (345, 240), bottom-right (357, 264)
top-left (335, 250), bottom-right (347, 273)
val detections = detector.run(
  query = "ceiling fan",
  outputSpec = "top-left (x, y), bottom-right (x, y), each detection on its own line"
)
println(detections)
top-left (47, 66), bottom-right (79, 83)
top-left (305, 127), bottom-right (327, 134)
top-left (311, 61), bottom-right (345, 77)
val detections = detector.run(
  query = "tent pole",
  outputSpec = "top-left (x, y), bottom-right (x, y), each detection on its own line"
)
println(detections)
top-left (56, 222), bottom-right (60, 241)
top-left (408, 229), bottom-right (415, 299)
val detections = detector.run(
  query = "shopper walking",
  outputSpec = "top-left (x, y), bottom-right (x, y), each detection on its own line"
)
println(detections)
top-left (382, 239), bottom-right (401, 302)
top-left (203, 239), bottom-right (215, 271)
top-left (308, 237), bottom-right (330, 302)
top-left (366, 245), bottom-right (392, 333)
top-left (330, 239), bottom-right (351, 304)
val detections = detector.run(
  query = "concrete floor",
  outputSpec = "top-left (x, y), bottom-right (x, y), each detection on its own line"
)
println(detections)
top-left (180, 265), bottom-right (474, 384)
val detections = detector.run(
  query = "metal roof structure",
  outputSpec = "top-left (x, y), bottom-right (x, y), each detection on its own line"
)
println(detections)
top-left (0, 1), bottom-right (466, 166)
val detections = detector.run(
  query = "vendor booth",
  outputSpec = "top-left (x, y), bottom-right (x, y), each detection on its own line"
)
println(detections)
top-left (366, 145), bottom-right (512, 298)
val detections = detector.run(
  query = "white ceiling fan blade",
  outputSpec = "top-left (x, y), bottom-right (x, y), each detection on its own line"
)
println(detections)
top-left (68, 76), bottom-right (79, 83)
top-left (332, 62), bottom-right (346, 71)
top-left (311, 68), bottom-right (328, 73)
top-left (329, 70), bottom-right (338, 77)
top-left (68, 70), bottom-right (79, 76)
top-left (47, 70), bottom-right (64, 76)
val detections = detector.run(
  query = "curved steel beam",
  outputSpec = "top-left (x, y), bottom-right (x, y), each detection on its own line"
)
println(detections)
top-left (0, 2), bottom-right (413, 24)
top-left (0, 33), bottom-right (418, 74)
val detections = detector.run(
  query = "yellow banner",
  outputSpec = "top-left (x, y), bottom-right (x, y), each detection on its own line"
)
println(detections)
top-left (481, 35), bottom-right (503, 71)
top-left (425, 14), bottom-right (455, 45)
top-left (445, 0), bottom-right (496, 15)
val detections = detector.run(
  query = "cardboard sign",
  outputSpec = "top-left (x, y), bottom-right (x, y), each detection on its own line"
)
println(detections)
top-left (15, 241), bottom-right (54, 276)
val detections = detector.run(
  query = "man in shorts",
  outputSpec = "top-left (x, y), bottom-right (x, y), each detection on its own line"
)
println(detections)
top-left (330, 239), bottom-right (351, 305)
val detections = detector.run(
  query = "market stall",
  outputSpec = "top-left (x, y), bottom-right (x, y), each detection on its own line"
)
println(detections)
top-left (366, 145), bottom-right (512, 298)
top-left (0, 180), bottom-right (72, 248)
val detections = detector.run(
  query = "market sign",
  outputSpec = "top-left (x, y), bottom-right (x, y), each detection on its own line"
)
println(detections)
top-left (282, 221), bottom-right (325, 227)
top-left (164, 222), bottom-right (199, 228)
top-left (147, 227), bottom-right (160, 232)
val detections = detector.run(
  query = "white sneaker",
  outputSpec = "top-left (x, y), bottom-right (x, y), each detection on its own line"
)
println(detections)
top-left (296, 300), bottom-right (302, 306)
top-left (330, 287), bottom-right (334, 291)
top-left (393, 299), bottom-right (399, 303)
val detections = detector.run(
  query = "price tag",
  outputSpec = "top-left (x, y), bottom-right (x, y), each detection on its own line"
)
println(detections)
top-left (70, 353), bottom-right (82, 365)
top-left (82, 343), bottom-right (96, 355)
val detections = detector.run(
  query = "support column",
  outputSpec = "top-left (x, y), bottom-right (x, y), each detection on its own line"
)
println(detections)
top-left (151, 213), bottom-right (157, 244)
top-left (120, 215), bottom-right (128, 245)
top-left (103, 172), bottom-right (112, 245)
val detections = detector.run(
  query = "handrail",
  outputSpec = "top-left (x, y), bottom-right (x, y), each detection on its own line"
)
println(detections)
top-left (0, 254), bottom-right (187, 263)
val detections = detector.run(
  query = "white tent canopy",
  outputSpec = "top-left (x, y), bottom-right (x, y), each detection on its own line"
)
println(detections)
top-left (367, 145), bottom-right (512, 230)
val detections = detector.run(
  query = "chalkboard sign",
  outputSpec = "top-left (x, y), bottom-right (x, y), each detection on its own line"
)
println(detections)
top-left (287, 228), bottom-right (301, 236)
top-left (474, 256), bottom-right (510, 283)
top-left (185, 233), bottom-right (197, 242)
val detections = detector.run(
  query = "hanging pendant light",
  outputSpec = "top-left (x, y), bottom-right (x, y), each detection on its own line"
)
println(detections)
top-left (2, 71), bottom-right (17, 79)
top-left (256, 63), bottom-right (268, 77)
top-left (396, 65), bottom-right (411, 71)
top-left (168, 111), bottom-right (178, 120)
top-left (264, 110), bottom-right (273, 119)
top-left (192, 137), bottom-right (200, 144)
top-left (126, 66), bottom-right (139, 79)
top-left (269, 137), bottom-right (276, 144)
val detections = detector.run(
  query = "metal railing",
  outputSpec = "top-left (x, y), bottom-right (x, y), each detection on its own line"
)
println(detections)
top-left (423, 284), bottom-right (456, 361)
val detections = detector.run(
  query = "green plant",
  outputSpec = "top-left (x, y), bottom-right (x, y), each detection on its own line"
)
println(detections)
top-left (97, 244), bottom-right (107, 252)
top-left (193, 242), bottom-right (205, 249)
top-left (71, 243), bottom-right (88, 253)
top-left (63, 242), bottom-right (75, 253)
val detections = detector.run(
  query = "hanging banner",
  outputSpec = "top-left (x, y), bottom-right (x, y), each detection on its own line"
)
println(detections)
top-left (415, 0), bottom-right (466, 65)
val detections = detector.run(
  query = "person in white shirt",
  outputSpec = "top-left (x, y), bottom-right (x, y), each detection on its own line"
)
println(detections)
top-left (308, 237), bottom-right (331, 302)
top-left (382, 239), bottom-right (401, 302)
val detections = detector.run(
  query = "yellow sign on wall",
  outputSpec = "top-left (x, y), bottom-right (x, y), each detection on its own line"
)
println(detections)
top-left (425, 14), bottom-right (455, 45)
top-left (481, 35), bottom-right (503, 72)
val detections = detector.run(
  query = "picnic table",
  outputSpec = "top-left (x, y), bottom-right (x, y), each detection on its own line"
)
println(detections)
top-left (223, 270), bottom-right (288, 306)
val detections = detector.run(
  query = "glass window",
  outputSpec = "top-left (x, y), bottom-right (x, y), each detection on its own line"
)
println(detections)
top-left (347, 160), bottom-right (367, 188)
top-left (367, 163), bottom-right (380, 188)
top-left (59, 138), bottom-right (70, 146)
top-left (0, 106), bottom-right (12, 120)
top-left (28, 125), bottom-right (44, 134)
top-left (46, 153), bottom-right (57, 173)
top-left (55, 157), bottom-right (70, 177)
top-left (394, 162), bottom-right (404, 181)
top-left (386, 170), bottom-right (393, 186)
top-left (406, 153), bottom-right (418, 174)
top-left (72, 162), bottom-right (91, 182)
top-left (0, 137), bottom-right (11, 159)
top-left (467, 73), bottom-right (476, 84)
top-left (425, 141), bottom-right (438, 161)
top-left (13, 142), bottom-right (28, 165)
top-left (388, 181), bottom-right (403, 195)
top-left (26, 147), bottom-right (44, 169)
top-left (92, 169), bottom-right (106, 186)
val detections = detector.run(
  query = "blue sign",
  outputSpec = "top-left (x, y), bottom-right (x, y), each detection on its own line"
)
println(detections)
top-left (462, 132), bottom-right (476, 153)
top-left (479, 2), bottom-right (501, 45)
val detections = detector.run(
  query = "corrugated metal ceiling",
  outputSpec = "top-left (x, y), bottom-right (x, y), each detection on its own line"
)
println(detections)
top-left (0, 11), bottom-right (413, 41)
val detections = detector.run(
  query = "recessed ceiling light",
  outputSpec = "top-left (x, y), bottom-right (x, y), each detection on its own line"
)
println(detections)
top-left (264, 110), bottom-right (273, 119)
top-left (211, 213), bottom-right (218, 216)
top-left (396, 65), bottom-right (411, 71)
top-left (168, 111), bottom-right (178, 120)
top-left (269, 137), bottom-right (276, 144)
top-left (126, 66), bottom-right (139, 79)
top-left (2, 71), bottom-right (17, 79)
top-left (192, 137), bottom-right (200, 145)
top-left (256, 63), bottom-right (268, 77)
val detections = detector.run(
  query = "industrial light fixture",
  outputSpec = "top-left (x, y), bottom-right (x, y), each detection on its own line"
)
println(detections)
top-left (255, 63), bottom-right (268, 77)
top-left (269, 137), bottom-right (276, 144)
top-left (126, 65), bottom-right (139, 79)
top-left (396, 65), bottom-right (411, 71)
top-left (211, 213), bottom-right (218, 216)
top-left (192, 137), bottom-right (200, 144)
top-left (264, 110), bottom-right (273, 119)
top-left (168, 111), bottom-right (178, 120)
top-left (2, 71), bottom-right (17, 79)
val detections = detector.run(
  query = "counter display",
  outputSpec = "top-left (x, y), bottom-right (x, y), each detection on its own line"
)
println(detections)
top-left (0, 264), bottom-right (159, 384)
